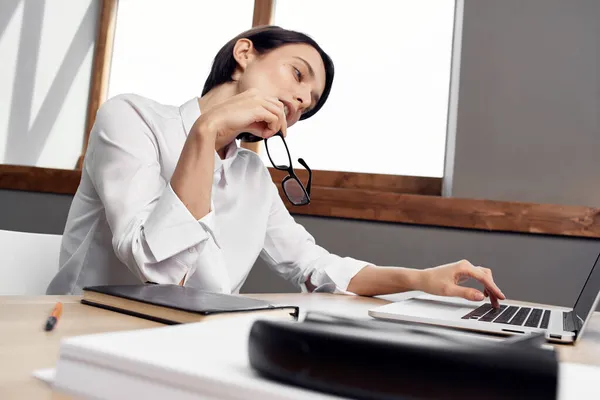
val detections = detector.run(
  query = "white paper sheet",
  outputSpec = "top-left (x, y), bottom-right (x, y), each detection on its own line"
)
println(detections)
top-left (34, 362), bottom-right (600, 399)
top-left (559, 362), bottom-right (600, 400)
top-left (32, 367), bottom-right (56, 385)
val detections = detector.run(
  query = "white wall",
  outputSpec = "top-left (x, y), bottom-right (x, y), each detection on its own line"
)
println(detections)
top-left (0, 0), bottom-right (98, 169)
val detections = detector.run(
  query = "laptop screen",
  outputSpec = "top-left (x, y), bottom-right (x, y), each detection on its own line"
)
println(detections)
top-left (573, 252), bottom-right (600, 328)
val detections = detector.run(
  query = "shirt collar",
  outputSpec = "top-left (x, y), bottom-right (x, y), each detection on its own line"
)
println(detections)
top-left (214, 141), bottom-right (240, 186)
top-left (179, 97), bottom-right (240, 186)
top-left (179, 97), bottom-right (201, 136)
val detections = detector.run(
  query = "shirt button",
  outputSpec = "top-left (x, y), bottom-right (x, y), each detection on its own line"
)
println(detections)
top-left (188, 247), bottom-right (196, 254)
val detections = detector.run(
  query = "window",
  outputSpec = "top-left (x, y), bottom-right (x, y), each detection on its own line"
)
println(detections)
top-left (0, 0), bottom-right (96, 169)
top-left (260, 0), bottom-right (456, 178)
top-left (108, 0), bottom-right (254, 106)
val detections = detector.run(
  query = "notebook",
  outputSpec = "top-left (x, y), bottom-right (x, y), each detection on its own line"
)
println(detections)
top-left (81, 284), bottom-right (299, 324)
top-left (52, 315), bottom-right (342, 400)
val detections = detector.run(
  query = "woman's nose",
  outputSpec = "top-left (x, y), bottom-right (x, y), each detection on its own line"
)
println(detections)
top-left (295, 87), bottom-right (312, 111)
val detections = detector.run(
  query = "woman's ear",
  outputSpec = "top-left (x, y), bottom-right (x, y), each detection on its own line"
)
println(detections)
top-left (232, 38), bottom-right (256, 73)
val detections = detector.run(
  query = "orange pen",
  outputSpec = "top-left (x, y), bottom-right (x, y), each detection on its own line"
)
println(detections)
top-left (44, 302), bottom-right (63, 332)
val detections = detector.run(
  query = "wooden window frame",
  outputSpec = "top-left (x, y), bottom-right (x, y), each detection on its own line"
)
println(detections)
top-left (1, 0), bottom-right (599, 240)
top-left (76, 0), bottom-right (118, 170)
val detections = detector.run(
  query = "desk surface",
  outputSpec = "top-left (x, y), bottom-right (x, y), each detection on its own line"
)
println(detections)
top-left (1, 294), bottom-right (599, 399)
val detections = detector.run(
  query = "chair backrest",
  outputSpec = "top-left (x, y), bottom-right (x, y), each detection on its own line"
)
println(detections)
top-left (0, 229), bottom-right (62, 295)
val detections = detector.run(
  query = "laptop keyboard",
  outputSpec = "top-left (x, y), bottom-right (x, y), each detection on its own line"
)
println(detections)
top-left (478, 305), bottom-right (507, 322)
top-left (461, 304), bottom-right (493, 320)
top-left (509, 307), bottom-right (531, 326)
top-left (462, 304), bottom-right (550, 329)
top-left (524, 308), bottom-right (543, 327)
top-left (493, 306), bottom-right (519, 324)
top-left (541, 310), bottom-right (551, 329)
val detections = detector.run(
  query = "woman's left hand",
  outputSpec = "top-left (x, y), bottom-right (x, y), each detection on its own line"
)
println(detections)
top-left (419, 260), bottom-right (506, 308)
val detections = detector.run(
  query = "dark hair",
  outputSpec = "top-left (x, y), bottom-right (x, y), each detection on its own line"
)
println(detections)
top-left (202, 25), bottom-right (334, 121)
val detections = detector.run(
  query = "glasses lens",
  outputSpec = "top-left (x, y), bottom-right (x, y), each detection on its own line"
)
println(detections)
top-left (283, 177), bottom-right (309, 205)
top-left (265, 135), bottom-right (290, 169)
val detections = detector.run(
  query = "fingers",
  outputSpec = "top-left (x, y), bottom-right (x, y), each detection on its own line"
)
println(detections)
top-left (461, 263), bottom-right (505, 301)
top-left (240, 90), bottom-right (287, 138)
top-left (456, 276), bottom-right (469, 285)
top-left (251, 107), bottom-right (280, 138)
top-left (261, 97), bottom-right (287, 137)
top-left (488, 291), bottom-right (500, 309)
top-left (263, 97), bottom-right (288, 137)
top-left (257, 100), bottom-right (285, 138)
top-left (479, 268), bottom-right (499, 308)
top-left (446, 285), bottom-right (485, 302)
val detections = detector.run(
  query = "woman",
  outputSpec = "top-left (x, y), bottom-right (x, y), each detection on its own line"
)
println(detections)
top-left (46, 26), bottom-right (505, 307)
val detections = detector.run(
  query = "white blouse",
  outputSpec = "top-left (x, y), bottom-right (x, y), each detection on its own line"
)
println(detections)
top-left (46, 94), bottom-right (368, 295)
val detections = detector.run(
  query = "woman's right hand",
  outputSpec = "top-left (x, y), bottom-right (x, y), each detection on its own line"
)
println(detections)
top-left (191, 88), bottom-right (288, 147)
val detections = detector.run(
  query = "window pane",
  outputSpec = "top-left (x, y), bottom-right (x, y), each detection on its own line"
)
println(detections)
top-left (0, 0), bottom-right (95, 169)
top-left (108, 0), bottom-right (254, 106)
top-left (265, 0), bottom-right (455, 177)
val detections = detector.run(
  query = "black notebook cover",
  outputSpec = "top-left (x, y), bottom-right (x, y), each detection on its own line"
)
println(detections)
top-left (82, 284), bottom-right (299, 318)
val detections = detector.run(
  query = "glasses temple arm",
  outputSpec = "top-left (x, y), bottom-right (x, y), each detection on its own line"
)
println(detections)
top-left (298, 158), bottom-right (311, 196)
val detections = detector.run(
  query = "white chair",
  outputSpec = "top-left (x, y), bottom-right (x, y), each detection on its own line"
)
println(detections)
top-left (0, 229), bottom-right (62, 295)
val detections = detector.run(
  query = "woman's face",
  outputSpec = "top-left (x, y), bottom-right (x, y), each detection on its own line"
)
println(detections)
top-left (233, 41), bottom-right (327, 127)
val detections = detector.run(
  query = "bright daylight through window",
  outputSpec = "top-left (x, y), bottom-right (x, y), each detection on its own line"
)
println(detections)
top-left (267, 0), bottom-right (456, 178)
top-left (108, 0), bottom-right (253, 107)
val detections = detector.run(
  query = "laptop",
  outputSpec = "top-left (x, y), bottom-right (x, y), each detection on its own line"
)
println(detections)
top-left (368, 252), bottom-right (600, 344)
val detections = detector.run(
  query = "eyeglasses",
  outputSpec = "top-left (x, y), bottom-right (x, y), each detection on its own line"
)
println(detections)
top-left (265, 132), bottom-right (312, 206)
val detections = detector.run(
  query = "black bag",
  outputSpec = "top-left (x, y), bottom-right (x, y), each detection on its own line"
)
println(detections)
top-left (248, 313), bottom-right (558, 400)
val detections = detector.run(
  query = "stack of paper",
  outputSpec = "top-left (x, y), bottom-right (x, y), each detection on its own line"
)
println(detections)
top-left (50, 315), bottom-right (343, 399)
top-left (34, 314), bottom-right (600, 399)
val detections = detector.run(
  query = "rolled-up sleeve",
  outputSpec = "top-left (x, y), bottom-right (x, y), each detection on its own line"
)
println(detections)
top-left (86, 96), bottom-right (222, 286)
top-left (260, 183), bottom-right (369, 294)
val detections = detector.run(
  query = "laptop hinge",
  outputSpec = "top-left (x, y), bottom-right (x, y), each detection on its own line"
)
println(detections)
top-left (563, 310), bottom-right (582, 335)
